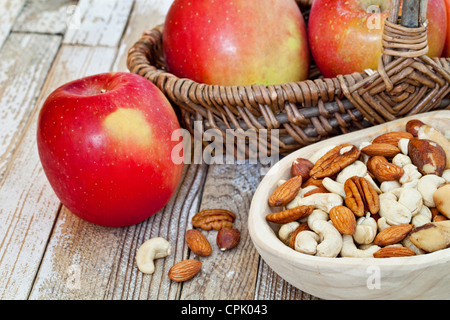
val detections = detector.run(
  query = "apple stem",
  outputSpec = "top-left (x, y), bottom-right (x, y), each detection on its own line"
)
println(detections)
top-left (100, 89), bottom-right (107, 93)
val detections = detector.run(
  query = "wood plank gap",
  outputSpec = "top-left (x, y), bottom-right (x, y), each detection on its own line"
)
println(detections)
top-left (26, 202), bottom-right (63, 299)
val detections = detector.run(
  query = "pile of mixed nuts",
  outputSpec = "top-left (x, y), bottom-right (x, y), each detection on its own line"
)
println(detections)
top-left (268, 119), bottom-right (450, 258)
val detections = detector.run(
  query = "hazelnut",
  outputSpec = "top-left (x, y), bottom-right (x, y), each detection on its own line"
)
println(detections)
top-left (290, 158), bottom-right (314, 180)
top-left (216, 227), bottom-right (240, 251)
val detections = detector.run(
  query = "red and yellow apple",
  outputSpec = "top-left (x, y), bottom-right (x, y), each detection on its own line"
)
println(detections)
top-left (37, 72), bottom-right (184, 227)
top-left (442, 0), bottom-right (450, 56)
top-left (162, 0), bottom-right (310, 86)
top-left (308, 0), bottom-right (447, 78)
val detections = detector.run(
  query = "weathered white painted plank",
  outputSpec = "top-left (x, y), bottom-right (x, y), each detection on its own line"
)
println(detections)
top-left (0, 0), bottom-right (26, 49)
top-left (0, 33), bottom-right (61, 181)
top-left (113, 0), bottom-right (174, 72)
top-left (30, 163), bottom-right (208, 299)
top-left (0, 44), bottom-right (117, 300)
top-left (12, 0), bottom-right (77, 34)
top-left (179, 162), bottom-right (263, 300)
top-left (63, 0), bottom-right (134, 47)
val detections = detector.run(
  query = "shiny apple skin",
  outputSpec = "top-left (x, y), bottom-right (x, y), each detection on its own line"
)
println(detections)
top-left (162, 0), bottom-right (310, 86)
top-left (37, 72), bottom-right (184, 227)
top-left (309, 0), bottom-right (447, 78)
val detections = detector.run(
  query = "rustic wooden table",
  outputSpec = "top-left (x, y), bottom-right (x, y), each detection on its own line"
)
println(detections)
top-left (0, 0), bottom-right (318, 300)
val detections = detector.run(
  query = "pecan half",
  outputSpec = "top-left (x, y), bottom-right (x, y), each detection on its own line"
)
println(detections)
top-left (288, 222), bottom-right (310, 249)
top-left (265, 205), bottom-right (314, 224)
top-left (192, 209), bottom-right (236, 230)
top-left (344, 176), bottom-right (380, 217)
top-left (309, 144), bottom-right (360, 179)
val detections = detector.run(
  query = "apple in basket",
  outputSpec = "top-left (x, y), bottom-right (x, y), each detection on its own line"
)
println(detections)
top-left (308, 0), bottom-right (447, 78)
top-left (162, 0), bottom-right (310, 86)
top-left (37, 72), bottom-right (184, 227)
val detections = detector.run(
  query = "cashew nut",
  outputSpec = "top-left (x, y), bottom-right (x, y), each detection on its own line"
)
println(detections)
top-left (322, 177), bottom-right (346, 198)
top-left (296, 193), bottom-right (343, 213)
top-left (399, 164), bottom-right (422, 185)
top-left (380, 180), bottom-right (402, 194)
top-left (402, 237), bottom-right (425, 255)
top-left (294, 231), bottom-right (320, 255)
top-left (136, 237), bottom-right (172, 274)
top-left (379, 195), bottom-right (412, 225)
top-left (391, 187), bottom-right (423, 216)
top-left (278, 221), bottom-right (300, 245)
top-left (392, 153), bottom-right (412, 168)
top-left (340, 235), bottom-right (380, 258)
top-left (353, 213), bottom-right (378, 244)
top-left (411, 205), bottom-right (432, 227)
top-left (307, 209), bottom-right (329, 230)
top-left (417, 174), bottom-right (446, 207)
top-left (377, 216), bottom-right (391, 232)
top-left (398, 138), bottom-right (409, 155)
top-left (335, 160), bottom-right (367, 184)
top-left (364, 174), bottom-right (381, 193)
top-left (310, 220), bottom-right (342, 258)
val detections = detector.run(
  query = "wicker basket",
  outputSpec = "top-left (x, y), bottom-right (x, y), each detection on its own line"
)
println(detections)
top-left (127, 0), bottom-right (450, 157)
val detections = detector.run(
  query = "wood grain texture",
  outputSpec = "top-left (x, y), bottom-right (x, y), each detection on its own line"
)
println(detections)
top-left (0, 33), bottom-right (61, 180)
top-left (30, 163), bottom-right (208, 299)
top-left (0, 44), bottom-right (116, 300)
top-left (113, 0), bottom-right (174, 72)
top-left (12, 0), bottom-right (78, 34)
top-left (63, 0), bottom-right (134, 47)
top-left (180, 162), bottom-right (262, 300)
top-left (0, 0), bottom-right (321, 300)
top-left (0, 0), bottom-right (26, 49)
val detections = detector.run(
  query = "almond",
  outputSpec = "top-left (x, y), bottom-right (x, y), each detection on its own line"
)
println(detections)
top-left (367, 156), bottom-right (404, 182)
top-left (372, 131), bottom-right (413, 145)
top-left (361, 143), bottom-right (401, 158)
top-left (373, 224), bottom-right (413, 246)
top-left (329, 206), bottom-right (356, 235)
top-left (216, 227), bottom-right (240, 251)
top-left (168, 259), bottom-right (202, 282)
top-left (185, 229), bottom-right (212, 257)
top-left (265, 205), bottom-right (314, 224)
top-left (268, 175), bottom-right (303, 207)
top-left (373, 246), bottom-right (416, 258)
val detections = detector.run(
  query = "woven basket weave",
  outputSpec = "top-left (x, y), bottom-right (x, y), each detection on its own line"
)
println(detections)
top-left (127, 0), bottom-right (450, 156)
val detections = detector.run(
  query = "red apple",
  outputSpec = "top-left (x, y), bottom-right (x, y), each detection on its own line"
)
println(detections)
top-left (162, 0), bottom-right (310, 86)
top-left (443, 0), bottom-right (450, 56)
top-left (308, 0), bottom-right (447, 78)
top-left (37, 72), bottom-right (184, 227)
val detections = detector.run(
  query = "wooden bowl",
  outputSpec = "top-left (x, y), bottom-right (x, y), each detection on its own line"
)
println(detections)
top-left (248, 110), bottom-right (450, 300)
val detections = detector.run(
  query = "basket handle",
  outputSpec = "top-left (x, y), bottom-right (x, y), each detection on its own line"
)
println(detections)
top-left (382, 0), bottom-right (428, 66)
